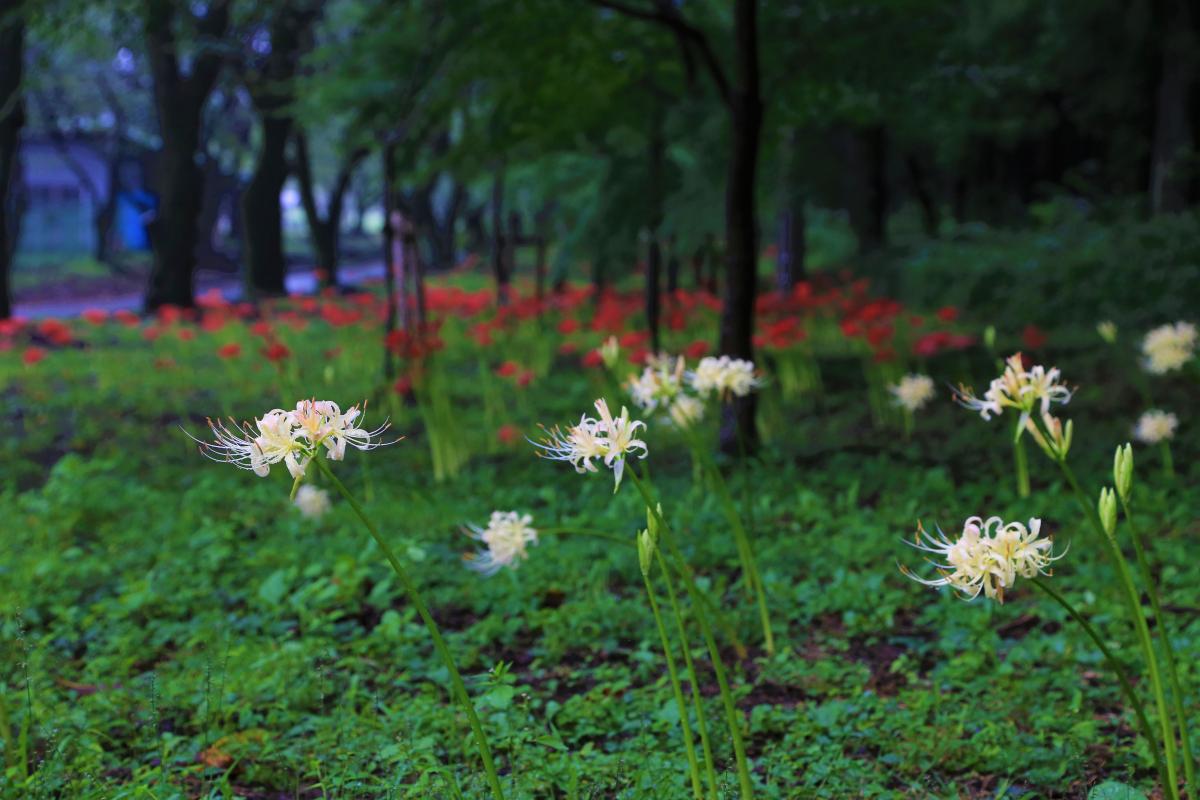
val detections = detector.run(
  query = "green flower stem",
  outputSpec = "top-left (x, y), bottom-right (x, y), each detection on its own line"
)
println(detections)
top-left (1119, 495), bottom-right (1195, 797)
top-left (537, 527), bottom-right (634, 546)
top-left (627, 467), bottom-right (755, 800)
top-left (1160, 441), bottom-right (1174, 479)
top-left (685, 429), bottom-right (775, 655)
top-left (642, 552), bottom-right (706, 799)
top-left (1013, 433), bottom-right (1031, 498)
top-left (1031, 577), bottom-right (1167, 793)
top-left (1056, 459), bottom-right (1178, 800)
top-left (313, 457), bottom-right (505, 800)
top-left (654, 547), bottom-right (720, 800)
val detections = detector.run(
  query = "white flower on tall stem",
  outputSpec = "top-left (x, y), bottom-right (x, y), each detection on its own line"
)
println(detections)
top-left (955, 353), bottom-right (1073, 426)
top-left (190, 400), bottom-right (394, 482)
top-left (688, 355), bottom-right (761, 401)
top-left (888, 374), bottom-right (935, 413)
top-left (533, 398), bottom-right (648, 489)
top-left (667, 394), bottom-right (705, 430)
top-left (627, 355), bottom-right (685, 413)
top-left (294, 485), bottom-right (332, 518)
top-left (464, 511), bottom-right (538, 575)
top-left (902, 515), bottom-right (1063, 603)
top-left (1141, 322), bottom-right (1196, 374)
top-left (1134, 409), bottom-right (1178, 444)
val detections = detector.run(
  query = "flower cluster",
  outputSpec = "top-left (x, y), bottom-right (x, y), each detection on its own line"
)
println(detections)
top-left (902, 516), bottom-right (1063, 603)
top-left (688, 355), bottom-right (761, 400)
top-left (888, 373), bottom-right (936, 413)
top-left (626, 354), bottom-right (707, 430)
top-left (1141, 321), bottom-right (1196, 374)
top-left (464, 511), bottom-right (538, 575)
top-left (1134, 409), bottom-right (1178, 444)
top-left (955, 353), bottom-right (1072, 426)
top-left (193, 399), bottom-right (392, 480)
top-left (294, 485), bottom-right (332, 518)
top-left (534, 398), bottom-right (648, 488)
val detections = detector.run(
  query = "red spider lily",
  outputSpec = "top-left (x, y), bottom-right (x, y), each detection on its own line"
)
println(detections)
top-left (582, 349), bottom-right (604, 368)
top-left (177, 327), bottom-right (196, 341)
top-left (469, 322), bottom-right (494, 347)
top-left (197, 288), bottom-right (229, 308)
top-left (497, 424), bottom-right (519, 445)
top-left (200, 311), bottom-right (229, 332)
top-left (142, 326), bottom-right (164, 342)
top-left (684, 340), bottom-right (710, 359)
top-left (81, 308), bottom-right (109, 325)
top-left (217, 343), bottom-right (242, 359)
top-left (840, 319), bottom-right (862, 339)
top-left (250, 321), bottom-right (273, 338)
top-left (872, 347), bottom-right (897, 363)
top-left (666, 309), bottom-right (687, 331)
top-left (619, 330), bottom-right (650, 348)
top-left (0, 317), bottom-right (26, 337)
top-left (157, 305), bottom-right (185, 325)
top-left (22, 346), bottom-right (47, 365)
top-left (517, 369), bottom-right (535, 388)
top-left (1022, 324), bottom-right (1047, 349)
top-left (913, 331), bottom-right (975, 357)
top-left (558, 341), bottom-right (578, 355)
top-left (38, 318), bottom-right (73, 345)
top-left (557, 318), bottom-right (580, 335)
top-left (865, 324), bottom-right (894, 348)
top-left (114, 309), bottom-right (140, 327)
top-left (348, 292), bottom-right (377, 308)
top-left (495, 360), bottom-right (520, 378)
top-left (264, 341), bottom-right (290, 362)
top-left (321, 304), bottom-right (362, 327)
top-left (628, 346), bottom-right (650, 365)
top-left (909, 315), bottom-right (925, 328)
top-left (936, 306), bottom-right (959, 322)
top-left (392, 375), bottom-right (412, 395)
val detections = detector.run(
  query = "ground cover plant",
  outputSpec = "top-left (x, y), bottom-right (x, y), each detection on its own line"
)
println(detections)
top-left (2, 221), bottom-right (1198, 799)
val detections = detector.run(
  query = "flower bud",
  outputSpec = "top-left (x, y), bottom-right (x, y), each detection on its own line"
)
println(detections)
top-left (600, 336), bottom-right (620, 370)
top-left (637, 529), bottom-right (656, 578)
top-left (1096, 320), bottom-right (1118, 344)
top-left (1098, 487), bottom-right (1117, 537)
top-left (983, 325), bottom-right (996, 351)
top-left (646, 502), bottom-right (663, 539)
top-left (1113, 444), bottom-right (1133, 503)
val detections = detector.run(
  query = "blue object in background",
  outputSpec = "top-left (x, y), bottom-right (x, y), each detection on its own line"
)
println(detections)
top-left (116, 189), bottom-right (156, 251)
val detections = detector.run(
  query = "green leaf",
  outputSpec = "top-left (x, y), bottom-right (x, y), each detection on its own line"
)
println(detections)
top-left (1087, 781), bottom-right (1147, 800)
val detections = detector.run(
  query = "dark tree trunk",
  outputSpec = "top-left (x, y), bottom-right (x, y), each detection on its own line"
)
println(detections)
top-left (665, 235), bottom-right (680, 294)
top-left (382, 145), bottom-right (397, 378)
top-left (646, 103), bottom-right (665, 352)
top-left (1149, 0), bottom-right (1196, 213)
top-left (905, 153), bottom-right (939, 237)
top-left (143, 0), bottom-right (230, 310)
top-left (490, 166), bottom-right (508, 305)
top-left (842, 124), bottom-right (889, 254)
top-left (294, 132), bottom-right (364, 288)
top-left (718, 0), bottom-right (763, 453)
top-left (776, 202), bottom-right (805, 293)
top-left (197, 160), bottom-right (238, 272)
top-left (776, 127), bottom-right (805, 292)
top-left (0, 0), bottom-right (24, 319)
top-left (242, 115), bottom-right (291, 296)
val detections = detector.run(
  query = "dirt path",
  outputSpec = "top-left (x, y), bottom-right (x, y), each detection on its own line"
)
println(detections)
top-left (12, 262), bottom-right (385, 319)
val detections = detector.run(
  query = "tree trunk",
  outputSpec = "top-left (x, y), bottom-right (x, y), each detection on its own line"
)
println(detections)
top-left (842, 124), bottom-right (889, 254)
top-left (242, 114), bottom-right (292, 296)
top-left (718, 0), bottom-right (763, 454)
top-left (665, 234), bottom-right (680, 294)
top-left (775, 202), bottom-right (805, 293)
top-left (1149, 0), bottom-right (1196, 213)
top-left (0, 0), bottom-right (25, 320)
top-left (143, 0), bottom-right (230, 310)
top-left (490, 166), bottom-right (509, 305)
top-left (382, 145), bottom-right (397, 379)
top-left (905, 153), bottom-right (939, 237)
top-left (294, 132), bottom-right (363, 288)
top-left (646, 103), bottom-right (665, 352)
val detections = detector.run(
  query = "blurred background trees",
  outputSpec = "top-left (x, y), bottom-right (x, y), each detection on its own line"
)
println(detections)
top-left (0, 0), bottom-right (1197, 370)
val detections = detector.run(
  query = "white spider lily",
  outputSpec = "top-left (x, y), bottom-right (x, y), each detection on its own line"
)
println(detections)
top-left (902, 515), bottom-right (1063, 603)
top-left (627, 355), bottom-right (685, 413)
top-left (955, 353), bottom-right (1072, 428)
top-left (1141, 322), bottom-right (1196, 374)
top-left (1134, 409), bottom-right (1178, 444)
top-left (688, 355), bottom-right (761, 400)
top-left (534, 399), bottom-right (648, 490)
top-left (667, 394), bottom-right (705, 430)
top-left (190, 399), bottom-right (394, 483)
top-left (888, 374), bottom-right (936, 413)
top-left (464, 511), bottom-right (538, 575)
top-left (294, 485), bottom-right (332, 518)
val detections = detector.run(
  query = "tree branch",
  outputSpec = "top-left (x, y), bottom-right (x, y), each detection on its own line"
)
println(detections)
top-left (587, 0), bottom-right (731, 105)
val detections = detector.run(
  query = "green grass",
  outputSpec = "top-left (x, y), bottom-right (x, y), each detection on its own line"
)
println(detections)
top-left (1, 224), bottom-right (1197, 798)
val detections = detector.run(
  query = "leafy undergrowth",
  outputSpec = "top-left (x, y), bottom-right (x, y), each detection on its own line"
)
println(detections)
top-left (1, 272), bottom-right (1196, 799)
